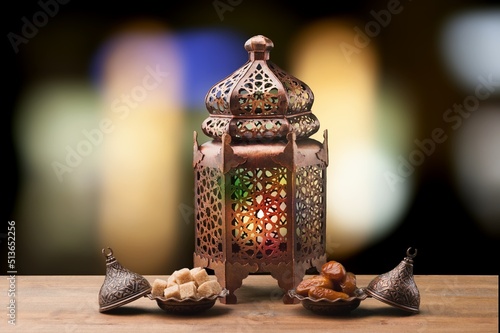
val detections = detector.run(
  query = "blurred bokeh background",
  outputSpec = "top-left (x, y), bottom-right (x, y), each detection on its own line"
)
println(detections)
top-left (2, 0), bottom-right (499, 275)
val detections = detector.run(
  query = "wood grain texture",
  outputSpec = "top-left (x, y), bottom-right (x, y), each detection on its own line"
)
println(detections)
top-left (1, 275), bottom-right (497, 332)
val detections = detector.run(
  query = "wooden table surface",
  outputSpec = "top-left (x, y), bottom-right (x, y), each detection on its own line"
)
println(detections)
top-left (1, 275), bottom-right (497, 332)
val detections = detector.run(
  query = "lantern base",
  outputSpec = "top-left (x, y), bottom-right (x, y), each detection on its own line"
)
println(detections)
top-left (194, 253), bottom-right (326, 304)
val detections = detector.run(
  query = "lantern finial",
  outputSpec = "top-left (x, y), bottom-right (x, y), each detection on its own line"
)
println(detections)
top-left (244, 35), bottom-right (274, 60)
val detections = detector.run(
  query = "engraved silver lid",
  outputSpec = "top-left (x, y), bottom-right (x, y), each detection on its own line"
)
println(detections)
top-left (98, 248), bottom-right (151, 312)
top-left (364, 248), bottom-right (420, 313)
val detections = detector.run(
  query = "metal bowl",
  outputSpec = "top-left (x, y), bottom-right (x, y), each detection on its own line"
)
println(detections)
top-left (148, 289), bottom-right (229, 315)
top-left (288, 288), bottom-right (367, 315)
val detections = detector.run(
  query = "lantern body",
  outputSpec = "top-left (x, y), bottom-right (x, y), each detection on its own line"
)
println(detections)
top-left (193, 35), bottom-right (328, 303)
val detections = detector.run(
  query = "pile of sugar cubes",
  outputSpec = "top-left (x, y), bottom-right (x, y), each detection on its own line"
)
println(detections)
top-left (151, 267), bottom-right (223, 299)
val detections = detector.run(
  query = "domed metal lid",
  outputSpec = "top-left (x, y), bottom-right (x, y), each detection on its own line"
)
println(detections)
top-left (203, 35), bottom-right (319, 142)
top-left (98, 248), bottom-right (152, 312)
top-left (364, 248), bottom-right (420, 313)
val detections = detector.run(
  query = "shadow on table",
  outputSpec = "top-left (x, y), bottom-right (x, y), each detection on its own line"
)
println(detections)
top-left (291, 304), bottom-right (418, 319)
top-left (101, 305), bottom-right (233, 318)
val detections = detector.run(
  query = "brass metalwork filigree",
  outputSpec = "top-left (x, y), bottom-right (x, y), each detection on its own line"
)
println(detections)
top-left (194, 35), bottom-right (328, 304)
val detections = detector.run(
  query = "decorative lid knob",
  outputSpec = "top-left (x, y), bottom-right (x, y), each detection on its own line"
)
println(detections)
top-left (244, 35), bottom-right (274, 60)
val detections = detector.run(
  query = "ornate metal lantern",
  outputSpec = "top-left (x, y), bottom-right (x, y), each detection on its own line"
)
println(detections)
top-left (193, 35), bottom-right (328, 304)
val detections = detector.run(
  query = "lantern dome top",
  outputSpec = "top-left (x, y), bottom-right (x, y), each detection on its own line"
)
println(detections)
top-left (203, 35), bottom-right (319, 141)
